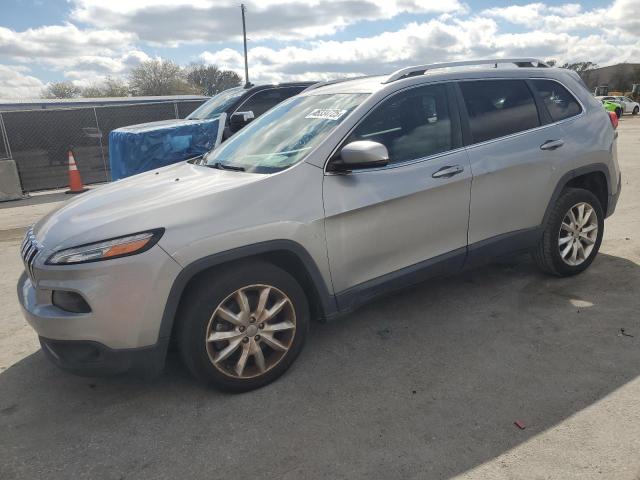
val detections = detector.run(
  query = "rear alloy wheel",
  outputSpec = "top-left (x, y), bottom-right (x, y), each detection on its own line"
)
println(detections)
top-left (532, 188), bottom-right (604, 276)
top-left (177, 261), bottom-right (309, 392)
top-left (557, 202), bottom-right (598, 266)
top-left (633, 106), bottom-right (639, 115)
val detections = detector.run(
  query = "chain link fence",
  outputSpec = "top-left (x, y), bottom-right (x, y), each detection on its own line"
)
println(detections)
top-left (0, 114), bottom-right (11, 161)
top-left (0, 99), bottom-right (206, 192)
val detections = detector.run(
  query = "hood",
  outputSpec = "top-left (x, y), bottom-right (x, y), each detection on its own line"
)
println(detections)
top-left (34, 162), bottom-right (264, 252)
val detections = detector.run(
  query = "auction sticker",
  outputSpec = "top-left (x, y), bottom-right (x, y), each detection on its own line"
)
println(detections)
top-left (305, 109), bottom-right (347, 120)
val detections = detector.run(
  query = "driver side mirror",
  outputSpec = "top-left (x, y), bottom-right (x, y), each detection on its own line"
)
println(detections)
top-left (330, 140), bottom-right (389, 172)
top-left (229, 111), bottom-right (255, 133)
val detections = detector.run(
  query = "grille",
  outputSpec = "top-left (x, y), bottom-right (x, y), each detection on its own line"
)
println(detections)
top-left (21, 227), bottom-right (41, 282)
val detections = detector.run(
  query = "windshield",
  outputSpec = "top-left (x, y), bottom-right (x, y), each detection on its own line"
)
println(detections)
top-left (203, 93), bottom-right (367, 173)
top-left (187, 87), bottom-right (246, 120)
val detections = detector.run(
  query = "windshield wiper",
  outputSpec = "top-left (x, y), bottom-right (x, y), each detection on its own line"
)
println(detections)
top-left (209, 162), bottom-right (245, 172)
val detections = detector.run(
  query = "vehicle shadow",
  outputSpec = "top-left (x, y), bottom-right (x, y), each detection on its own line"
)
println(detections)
top-left (1, 253), bottom-right (639, 480)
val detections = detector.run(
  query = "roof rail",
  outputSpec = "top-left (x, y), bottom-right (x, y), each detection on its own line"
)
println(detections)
top-left (383, 58), bottom-right (549, 84)
top-left (302, 75), bottom-right (372, 93)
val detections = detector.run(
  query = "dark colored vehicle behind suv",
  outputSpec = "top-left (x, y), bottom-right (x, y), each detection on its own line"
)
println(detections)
top-left (108, 82), bottom-right (314, 180)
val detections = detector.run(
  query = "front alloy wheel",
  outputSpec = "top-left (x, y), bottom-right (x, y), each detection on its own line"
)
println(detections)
top-left (206, 285), bottom-right (296, 379)
top-left (558, 202), bottom-right (598, 266)
top-left (177, 261), bottom-right (309, 392)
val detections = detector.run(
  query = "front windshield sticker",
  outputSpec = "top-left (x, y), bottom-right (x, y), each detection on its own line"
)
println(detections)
top-left (305, 109), bottom-right (347, 120)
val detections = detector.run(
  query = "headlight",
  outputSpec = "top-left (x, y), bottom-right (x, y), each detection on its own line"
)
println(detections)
top-left (46, 229), bottom-right (164, 265)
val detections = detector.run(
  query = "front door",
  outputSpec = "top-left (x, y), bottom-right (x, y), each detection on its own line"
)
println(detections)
top-left (323, 83), bottom-right (472, 303)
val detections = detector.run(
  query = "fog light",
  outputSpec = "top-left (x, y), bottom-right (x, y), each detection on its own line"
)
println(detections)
top-left (52, 290), bottom-right (91, 313)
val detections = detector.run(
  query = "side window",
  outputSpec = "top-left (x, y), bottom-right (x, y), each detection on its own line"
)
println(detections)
top-left (460, 80), bottom-right (540, 144)
top-left (276, 86), bottom-right (306, 101)
top-left (532, 79), bottom-right (582, 122)
top-left (346, 83), bottom-right (452, 164)
top-left (237, 89), bottom-right (282, 117)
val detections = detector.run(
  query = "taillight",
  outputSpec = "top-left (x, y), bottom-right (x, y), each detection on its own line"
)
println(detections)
top-left (609, 111), bottom-right (619, 129)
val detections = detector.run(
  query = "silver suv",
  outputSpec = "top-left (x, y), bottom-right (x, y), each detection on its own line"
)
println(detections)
top-left (18, 59), bottom-right (621, 391)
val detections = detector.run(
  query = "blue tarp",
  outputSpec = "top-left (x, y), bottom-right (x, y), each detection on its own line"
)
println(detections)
top-left (108, 116), bottom-right (224, 180)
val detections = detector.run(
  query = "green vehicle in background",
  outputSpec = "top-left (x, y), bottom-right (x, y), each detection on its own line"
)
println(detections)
top-left (602, 99), bottom-right (622, 118)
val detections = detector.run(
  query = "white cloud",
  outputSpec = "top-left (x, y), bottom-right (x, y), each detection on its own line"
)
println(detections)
top-left (199, 12), bottom-right (640, 84)
top-left (0, 24), bottom-right (150, 86)
top-left (0, 24), bottom-right (136, 61)
top-left (69, 0), bottom-right (466, 45)
top-left (0, 65), bottom-right (45, 98)
top-left (480, 1), bottom-right (632, 34)
top-left (1, 0), bottom-right (639, 97)
top-left (547, 3), bottom-right (582, 16)
top-left (608, 0), bottom-right (640, 34)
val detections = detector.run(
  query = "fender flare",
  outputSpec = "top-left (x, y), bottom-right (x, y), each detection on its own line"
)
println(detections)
top-left (542, 163), bottom-right (611, 224)
top-left (157, 239), bottom-right (338, 341)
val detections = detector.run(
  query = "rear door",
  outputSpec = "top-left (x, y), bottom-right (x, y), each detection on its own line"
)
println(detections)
top-left (323, 83), bottom-right (472, 298)
top-left (458, 79), bottom-right (569, 246)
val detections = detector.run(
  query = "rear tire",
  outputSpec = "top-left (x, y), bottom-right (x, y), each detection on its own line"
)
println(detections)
top-left (532, 188), bottom-right (604, 277)
top-left (615, 107), bottom-right (622, 118)
top-left (633, 106), bottom-right (639, 115)
top-left (177, 261), bottom-right (310, 392)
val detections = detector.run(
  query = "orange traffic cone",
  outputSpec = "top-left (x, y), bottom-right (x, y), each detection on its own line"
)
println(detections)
top-left (65, 149), bottom-right (88, 194)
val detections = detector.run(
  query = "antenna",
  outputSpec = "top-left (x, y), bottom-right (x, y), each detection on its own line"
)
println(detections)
top-left (241, 4), bottom-right (251, 88)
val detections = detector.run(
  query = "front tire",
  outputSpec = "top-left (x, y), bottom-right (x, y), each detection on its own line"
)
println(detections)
top-left (177, 261), bottom-right (310, 392)
top-left (532, 188), bottom-right (604, 277)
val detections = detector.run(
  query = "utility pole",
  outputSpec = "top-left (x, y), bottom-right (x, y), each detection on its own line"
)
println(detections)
top-left (241, 4), bottom-right (250, 88)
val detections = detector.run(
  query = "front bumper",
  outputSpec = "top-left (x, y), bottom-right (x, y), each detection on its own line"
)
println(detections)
top-left (39, 336), bottom-right (168, 377)
top-left (17, 244), bottom-right (182, 376)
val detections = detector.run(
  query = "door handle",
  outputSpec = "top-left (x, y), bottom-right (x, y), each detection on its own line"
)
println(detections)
top-left (432, 165), bottom-right (464, 179)
top-left (540, 139), bottom-right (564, 151)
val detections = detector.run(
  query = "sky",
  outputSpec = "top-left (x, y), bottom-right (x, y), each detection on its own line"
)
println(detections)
top-left (1, 0), bottom-right (639, 98)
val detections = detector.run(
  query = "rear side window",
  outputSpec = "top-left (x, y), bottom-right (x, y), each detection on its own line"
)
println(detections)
top-left (276, 86), bottom-right (306, 101)
top-left (346, 83), bottom-right (452, 164)
top-left (532, 79), bottom-right (582, 122)
top-left (237, 89), bottom-right (282, 117)
top-left (460, 80), bottom-right (540, 144)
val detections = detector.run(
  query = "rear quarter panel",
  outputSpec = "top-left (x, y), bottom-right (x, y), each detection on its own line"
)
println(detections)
top-left (556, 72), bottom-right (619, 197)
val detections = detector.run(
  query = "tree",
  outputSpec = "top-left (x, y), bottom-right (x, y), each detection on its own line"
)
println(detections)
top-left (186, 63), bottom-right (242, 96)
top-left (81, 77), bottom-right (130, 98)
top-left (101, 77), bottom-right (130, 97)
top-left (560, 61), bottom-right (598, 74)
top-left (41, 81), bottom-right (81, 99)
top-left (544, 61), bottom-right (598, 87)
top-left (561, 62), bottom-right (598, 86)
top-left (80, 84), bottom-right (104, 98)
top-left (128, 59), bottom-right (196, 96)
